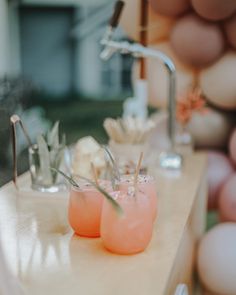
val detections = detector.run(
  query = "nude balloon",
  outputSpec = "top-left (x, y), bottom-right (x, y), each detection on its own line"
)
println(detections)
top-left (133, 42), bottom-right (194, 108)
top-left (219, 174), bottom-right (236, 222)
top-left (198, 223), bottom-right (236, 295)
top-left (187, 107), bottom-right (235, 149)
top-left (170, 14), bottom-right (225, 68)
top-left (200, 52), bottom-right (236, 110)
top-left (229, 128), bottom-right (236, 164)
top-left (120, 0), bottom-right (175, 44)
top-left (224, 14), bottom-right (236, 50)
top-left (192, 0), bottom-right (236, 21)
top-left (207, 151), bottom-right (234, 210)
top-left (149, 0), bottom-right (190, 17)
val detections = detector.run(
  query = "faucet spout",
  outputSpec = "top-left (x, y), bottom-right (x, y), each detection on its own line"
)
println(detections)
top-left (100, 38), bottom-right (182, 170)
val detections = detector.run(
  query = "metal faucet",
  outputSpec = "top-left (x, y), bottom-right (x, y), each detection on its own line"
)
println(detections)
top-left (100, 1), bottom-right (182, 170)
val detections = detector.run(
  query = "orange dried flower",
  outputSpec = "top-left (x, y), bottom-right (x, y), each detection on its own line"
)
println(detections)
top-left (176, 88), bottom-right (207, 125)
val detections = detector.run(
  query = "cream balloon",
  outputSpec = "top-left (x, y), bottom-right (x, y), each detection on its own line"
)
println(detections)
top-left (229, 128), bottom-right (236, 164)
top-left (219, 174), bottom-right (236, 222)
top-left (170, 14), bottom-right (225, 68)
top-left (200, 52), bottom-right (236, 110)
top-left (133, 42), bottom-right (194, 108)
top-left (149, 0), bottom-right (190, 17)
top-left (120, 0), bottom-right (175, 44)
top-left (198, 223), bottom-right (236, 295)
top-left (207, 151), bottom-right (234, 210)
top-left (187, 107), bottom-right (235, 149)
top-left (192, 0), bottom-right (236, 21)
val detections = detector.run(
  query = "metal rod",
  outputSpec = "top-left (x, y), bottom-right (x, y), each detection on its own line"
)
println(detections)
top-left (109, 0), bottom-right (124, 28)
top-left (139, 0), bottom-right (148, 79)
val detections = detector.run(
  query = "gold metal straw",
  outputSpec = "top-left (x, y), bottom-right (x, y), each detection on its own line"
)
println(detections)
top-left (134, 152), bottom-right (144, 195)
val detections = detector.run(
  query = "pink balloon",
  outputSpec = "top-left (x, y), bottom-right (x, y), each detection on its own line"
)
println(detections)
top-left (149, 0), bottom-right (190, 17)
top-left (170, 14), bottom-right (225, 67)
top-left (229, 128), bottom-right (236, 165)
top-left (207, 151), bottom-right (234, 210)
top-left (219, 174), bottom-right (236, 222)
top-left (203, 292), bottom-right (220, 295)
top-left (224, 14), bottom-right (236, 49)
top-left (198, 223), bottom-right (236, 295)
top-left (192, 0), bottom-right (236, 21)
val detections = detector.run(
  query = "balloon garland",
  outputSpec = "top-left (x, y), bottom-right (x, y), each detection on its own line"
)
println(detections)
top-left (120, 1), bottom-right (236, 293)
top-left (121, 0), bottom-right (236, 112)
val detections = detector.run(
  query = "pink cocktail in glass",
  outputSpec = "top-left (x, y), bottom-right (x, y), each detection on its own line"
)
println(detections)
top-left (101, 191), bottom-right (154, 255)
top-left (68, 180), bottom-right (111, 238)
top-left (118, 174), bottom-right (157, 221)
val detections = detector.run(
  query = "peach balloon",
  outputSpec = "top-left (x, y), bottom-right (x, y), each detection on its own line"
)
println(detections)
top-left (224, 14), bottom-right (236, 50)
top-left (133, 42), bottom-right (194, 108)
top-left (198, 223), bottom-right (236, 295)
top-left (200, 52), bottom-right (236, 110)
top-left (120, 0), bottom-right (175, 44)
top-left (192, 0), bottom-right (236, 21)
top-left (219, 174), bottom-right (236, 222)
top-left (229, 128), bottom-right (236, 164)
top-left (207, 151), bottom-right (234, 210)
top-left (149, 0), bottom-right (190, 17)
top-left (170, 14), bottom-right (225, 68)
top-left (187, 107), bottom-right (235, 149)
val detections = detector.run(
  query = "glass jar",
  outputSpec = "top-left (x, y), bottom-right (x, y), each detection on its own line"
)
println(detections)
top-left (117, 174), bottom-right (157, 221)
top-left (101, 191), bottom-right (154, 255)
top-left (28, 144), bottom-right (67, 193)
top-left (68, 179), bottom-right (112, 238)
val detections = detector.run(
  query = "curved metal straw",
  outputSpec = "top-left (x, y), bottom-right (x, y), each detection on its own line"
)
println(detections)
top-left (102, 145), bottom-right (120, 181)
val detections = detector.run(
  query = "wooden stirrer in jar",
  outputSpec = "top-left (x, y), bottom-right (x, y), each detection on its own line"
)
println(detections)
top-left (134, 152), bottom-right (144, 196)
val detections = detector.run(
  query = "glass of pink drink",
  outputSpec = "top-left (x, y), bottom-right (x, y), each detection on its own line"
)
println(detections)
top-left (117, 175), bottom-right (157, 221)
top-left (101, 190), bottom-right (154, 255)
top-left (68, 180), bottom-right (111, 238)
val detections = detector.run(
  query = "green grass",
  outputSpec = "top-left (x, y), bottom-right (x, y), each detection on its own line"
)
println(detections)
top-left (38, 99), bottom-right (124, 144)
top-left (206, 210), bottom-right (219, 231)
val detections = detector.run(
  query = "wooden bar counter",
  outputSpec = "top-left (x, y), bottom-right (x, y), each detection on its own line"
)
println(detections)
top-left (0, 153), bottom-right (207, 295)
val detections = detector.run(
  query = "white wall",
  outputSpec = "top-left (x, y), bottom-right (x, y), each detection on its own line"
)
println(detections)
top-left (0, 1), bottom-right (21, 77)
top-left (8, 3), bottom-right (21, 76)
top-left (0, 0), bottom-right (9, 76)
top-left (20, 7), bottom-right (74, 95)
